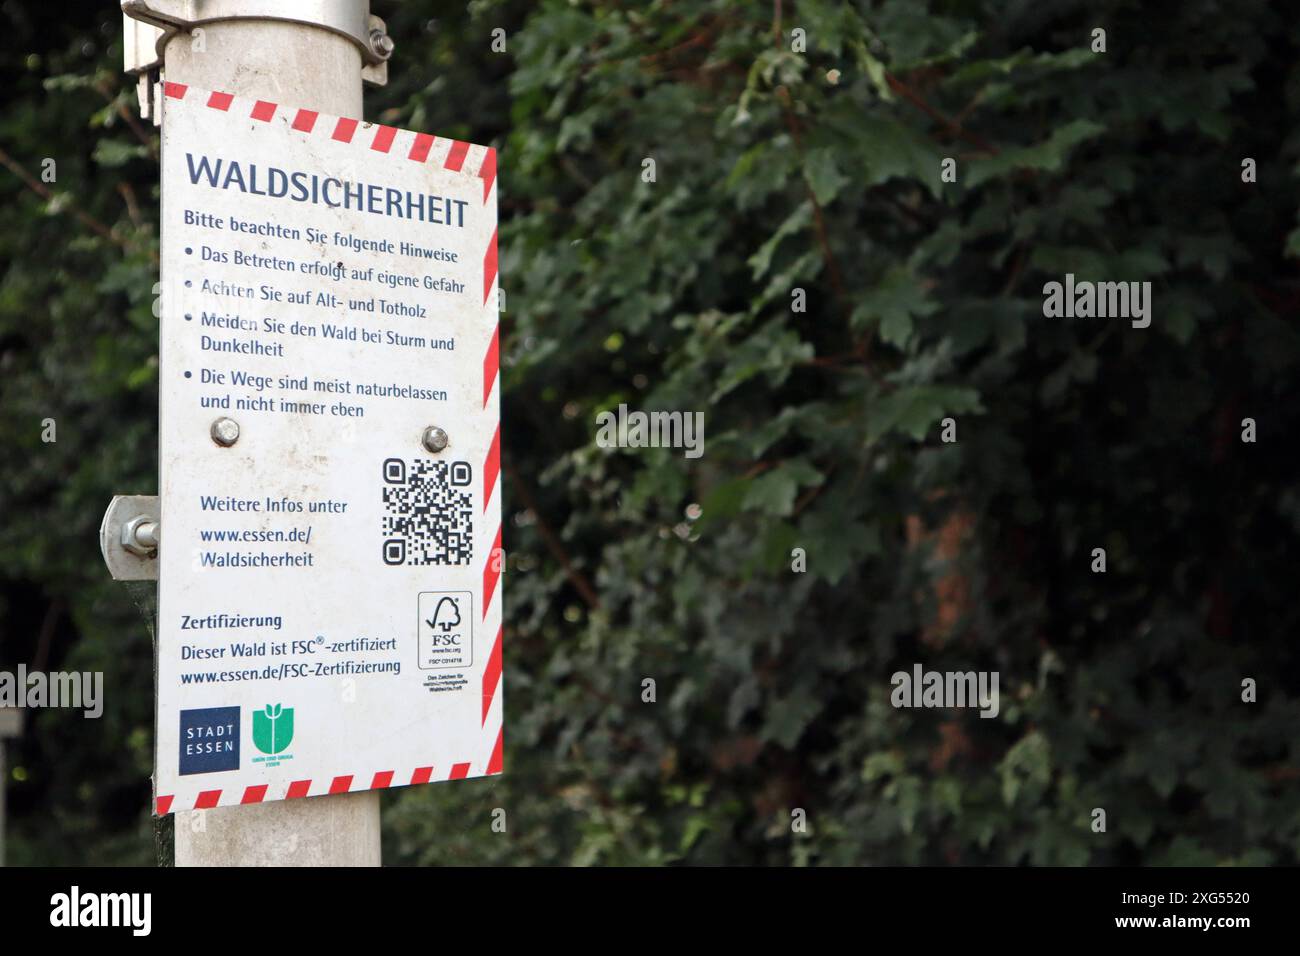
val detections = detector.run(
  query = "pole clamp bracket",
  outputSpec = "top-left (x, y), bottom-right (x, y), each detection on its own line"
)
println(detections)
top-left (122, 0), bottom-right (390, 119)
top-left (100, 495), bottom-right (161, 582)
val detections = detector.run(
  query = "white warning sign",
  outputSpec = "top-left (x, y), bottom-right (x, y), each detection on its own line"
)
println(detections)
top-left (153, 83), bottom-right (503, 814)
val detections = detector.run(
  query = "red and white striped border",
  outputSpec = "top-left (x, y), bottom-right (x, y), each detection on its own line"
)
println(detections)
top-left (156, 83), bottom-right (505, 817)
top-left (163, 83), bottom-right (496, 201)
top-left (155, 761), bottom-right (500, 815)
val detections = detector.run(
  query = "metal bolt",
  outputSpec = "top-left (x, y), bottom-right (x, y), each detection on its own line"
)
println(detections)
top-left (211, 417), bottom-right (240, 447)
top-left (370, 30), bottom-right (394, 59)
top-left (422, 426), bottom-right (449, 453)
top-left (121, 515), bottom-right (159, 558)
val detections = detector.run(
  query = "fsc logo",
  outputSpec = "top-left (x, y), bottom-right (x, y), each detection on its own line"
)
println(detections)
top-left (418, 591), bottom-right (473, 669)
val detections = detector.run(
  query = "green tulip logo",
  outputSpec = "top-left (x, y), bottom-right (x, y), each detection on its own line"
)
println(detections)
top-left (252, 703), bottom-right (294, 755)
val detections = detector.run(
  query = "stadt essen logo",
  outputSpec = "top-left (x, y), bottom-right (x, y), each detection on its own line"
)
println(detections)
top-left (251, 703), bottom-right (294, 767)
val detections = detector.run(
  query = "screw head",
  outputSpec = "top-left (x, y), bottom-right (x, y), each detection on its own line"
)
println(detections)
top-left (370, 30), bottom-right (395, 58)
top-left (422, 426), bottom-right (449, 453)
top-left (211, 417), bottom-right (240, 447)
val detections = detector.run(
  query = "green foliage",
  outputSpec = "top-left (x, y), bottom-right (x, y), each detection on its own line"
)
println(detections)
top-left (3, 0), bottom-right (1300, 866)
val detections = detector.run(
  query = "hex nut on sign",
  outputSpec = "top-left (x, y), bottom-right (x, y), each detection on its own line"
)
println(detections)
top-left (211, 417), bottom-right (240, 447)
top-left (121, 515), bottom-right (159, 558)
top-left (422, 426), bottom-right (449, 453)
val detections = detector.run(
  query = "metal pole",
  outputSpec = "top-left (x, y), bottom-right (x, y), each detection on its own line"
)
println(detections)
top-left (0, 708), bottom-right (21, 867)
top-left (123, 0), bottom-right (385, 867)
top-left (0, 738), bottom-right (6, 867)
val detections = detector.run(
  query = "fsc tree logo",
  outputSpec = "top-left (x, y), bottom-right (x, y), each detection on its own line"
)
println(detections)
top-left (418, 591), bottom-right (473, 670)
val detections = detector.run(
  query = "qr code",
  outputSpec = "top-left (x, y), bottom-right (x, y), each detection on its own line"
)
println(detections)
top-left (381, 458), bottom-right (473, 566)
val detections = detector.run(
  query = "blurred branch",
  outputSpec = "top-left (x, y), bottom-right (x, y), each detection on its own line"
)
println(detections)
top-left (775, 88), bottom-right (850, 324)
top-left (0, 144), bottom-right (157, 262)
top-left (885, 71), bottom-right (999, 156)
top-left (117, 182), bottom-right (143, 228)
top-left (505, 461), bottom-right (602, 609)
top-left (95, 77), bottom-right (159, 161)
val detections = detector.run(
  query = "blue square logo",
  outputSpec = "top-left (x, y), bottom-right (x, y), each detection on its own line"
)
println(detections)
top-left (179, 707), bottom-right (240, 775)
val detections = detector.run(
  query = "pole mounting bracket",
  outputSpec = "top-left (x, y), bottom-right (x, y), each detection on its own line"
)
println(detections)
top-left (100, 495), bottom-right (161, 582)
top-left (122, 0), bottom-right (390, 120)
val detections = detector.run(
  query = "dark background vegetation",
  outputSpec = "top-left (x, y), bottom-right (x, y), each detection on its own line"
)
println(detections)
top-left (2, 0), bottom-right (1299, 865)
